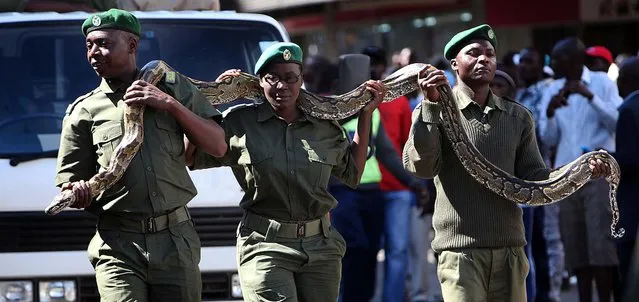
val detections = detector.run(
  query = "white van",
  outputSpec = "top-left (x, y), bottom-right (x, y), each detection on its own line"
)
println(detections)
top-left (0, 10), bottom-right (289, 302)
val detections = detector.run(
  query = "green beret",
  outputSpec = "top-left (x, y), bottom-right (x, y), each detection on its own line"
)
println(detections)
top-left (254, 42), bottom-right (303, 75)
top-left (82, 9), bottom-right (141, 37)
top-left (444, 24), bottom-right (498, 60)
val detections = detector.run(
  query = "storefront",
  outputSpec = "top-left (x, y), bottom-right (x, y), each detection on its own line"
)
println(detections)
top-left (580, 0), bottom-right (639, 56)
top-left (485, 0), bottom-right (638, 60)
top-left (237, 0), bottom-right (639, 64)
top-left (240, 0), bottom-right (474, 63)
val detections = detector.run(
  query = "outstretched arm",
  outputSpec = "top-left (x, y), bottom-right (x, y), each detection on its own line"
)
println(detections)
top-left (350, 80), bottom-right (387, 183)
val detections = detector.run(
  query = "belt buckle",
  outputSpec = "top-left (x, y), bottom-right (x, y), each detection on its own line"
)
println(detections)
top-left (145, 217), bottom-right (156, 233)
top-left (296, 222), bottom-right (306, 238)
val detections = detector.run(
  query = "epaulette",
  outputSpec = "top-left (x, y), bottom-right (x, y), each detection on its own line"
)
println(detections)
top-left (221, 102), bottom-right (257, 118)
top-left (164, 71), bottom-right (177, 84)
top-left (65, 88), bottom-right (99, 115)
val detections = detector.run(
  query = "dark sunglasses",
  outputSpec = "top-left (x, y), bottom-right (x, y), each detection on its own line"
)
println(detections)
top-left (263, 73), bottom-right (301, 86)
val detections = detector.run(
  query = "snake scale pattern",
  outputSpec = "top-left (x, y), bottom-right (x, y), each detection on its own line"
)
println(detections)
top-left (45, 60), bottom-right (624, 238)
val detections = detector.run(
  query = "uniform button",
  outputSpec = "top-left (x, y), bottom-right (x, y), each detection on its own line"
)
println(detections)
top-left (146, 166), bottom-right (152, 171)
top-left (290, 170), bottom-right (295, 175)
top-left (151, 191), bottom-right (157, 197)
top-left (103, 135), bottom-right (108, 140)
top-left (287, 147), bottom-right (293, 151)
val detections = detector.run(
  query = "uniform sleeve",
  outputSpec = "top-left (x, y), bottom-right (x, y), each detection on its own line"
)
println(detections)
top-left (170, 73), bottom-right (222, 122)
top-left (515, 110), bottom-right (551, 181)
top-left (331, 123), bottom-right (359, 189)
top-left (54, 106), bottom-right (96, 187)
top-left (402, 100), bottom-right (443, 179)
top-left (190, 116), bottom-right (234, 170)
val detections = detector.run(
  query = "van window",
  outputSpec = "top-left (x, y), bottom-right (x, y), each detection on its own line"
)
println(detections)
top-left (0, 19), bottom-right (282, 158)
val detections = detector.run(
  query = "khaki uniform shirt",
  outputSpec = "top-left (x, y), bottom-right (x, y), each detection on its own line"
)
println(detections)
top-left (192, 102), bottom-right (359, 221)
top-left (55, 73), bottom-right (220, 219)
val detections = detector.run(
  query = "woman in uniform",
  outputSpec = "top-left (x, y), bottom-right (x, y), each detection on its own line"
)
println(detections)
top-left (187, 42), bottom-right (386, 302)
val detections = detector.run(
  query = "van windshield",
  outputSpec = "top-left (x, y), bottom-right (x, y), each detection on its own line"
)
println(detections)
top-left (0, 19), bottom-right (283, 158)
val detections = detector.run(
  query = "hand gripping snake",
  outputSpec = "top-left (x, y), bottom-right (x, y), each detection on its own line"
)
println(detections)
top-left (45, 61), bottom-right (624, 239)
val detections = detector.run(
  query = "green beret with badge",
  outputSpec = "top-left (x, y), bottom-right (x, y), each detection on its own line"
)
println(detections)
top-left (254, 42), bottom-right (303, 75)
top-left (82, 8), bottom-right (141, 37)
top-left (444, 24), bottom-right (498, 60)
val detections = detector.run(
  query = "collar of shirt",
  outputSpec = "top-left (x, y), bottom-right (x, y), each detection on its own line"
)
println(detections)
top-left (581, 66), bottom-right (592, 85)
top-left (556, 66), bottom-right (592, 86)
top-left (256, 101), bottom-right (317, 124)
top-left (453, 85), bottom-right (506, 112)
top-left (98, 70), bottom-right (140, 94)
top-left (545, 66), bottom-right (595, 100)
top-left (624, 90), bottom-right (639, 102)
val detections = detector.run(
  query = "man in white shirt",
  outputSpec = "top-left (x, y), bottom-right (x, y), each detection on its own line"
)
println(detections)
top-left (538, 37), bottom-right (622, 302)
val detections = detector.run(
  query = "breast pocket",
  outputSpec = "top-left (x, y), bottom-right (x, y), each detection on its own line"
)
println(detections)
top-left (237, 149), bottom-right (273, 191)
top-left (155, 116), bottom-right (183, 157)
top-left (306, 148), bottom-right (338, 189)
top-left (92, 122), bottom-right (124, 168)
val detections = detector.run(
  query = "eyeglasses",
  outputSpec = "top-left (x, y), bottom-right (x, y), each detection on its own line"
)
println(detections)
top-left (263, 73), bottom-right (301, 86)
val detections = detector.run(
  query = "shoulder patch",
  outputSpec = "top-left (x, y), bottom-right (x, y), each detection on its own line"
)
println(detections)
top-left (65, 88), bottom-right (99, 115)
top-left (164, 71), bottom-right (176, 84)
top-left (221, 102), bottom-right (257, 118)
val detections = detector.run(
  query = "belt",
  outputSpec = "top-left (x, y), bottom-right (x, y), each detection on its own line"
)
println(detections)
top-left (241, 211), bottom-right (329, 239)
top-left (98, 206), bottom-right (191, 234)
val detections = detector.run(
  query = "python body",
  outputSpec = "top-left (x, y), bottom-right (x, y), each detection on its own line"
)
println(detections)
top-left (44, 61), bottom-right (624, 238)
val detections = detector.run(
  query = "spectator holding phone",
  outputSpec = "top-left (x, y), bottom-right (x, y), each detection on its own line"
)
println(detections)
top-left (538, 37), bottom-right (623, 302)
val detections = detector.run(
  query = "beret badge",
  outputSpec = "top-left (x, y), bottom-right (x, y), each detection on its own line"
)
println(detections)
top-left (283, 49), bottom-right (292, 61)
top-left (92, 15), bottom-right (101, 26)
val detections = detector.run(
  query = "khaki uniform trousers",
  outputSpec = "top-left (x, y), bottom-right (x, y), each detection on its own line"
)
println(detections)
top-left (88, 217), bottom-right (201, 302)
top-left (437, 247), bottom-right (529, 302)
top-left (236, 212), bottom-right (346, 302)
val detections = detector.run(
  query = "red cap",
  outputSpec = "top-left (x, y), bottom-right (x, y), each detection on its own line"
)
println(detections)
top-left (586, 46), bottom-right (613, 65)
